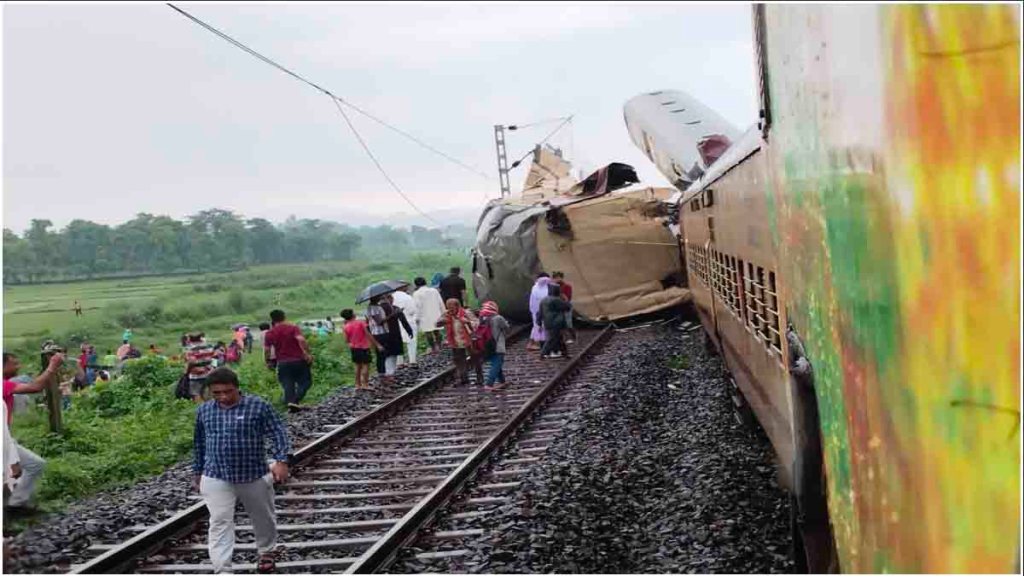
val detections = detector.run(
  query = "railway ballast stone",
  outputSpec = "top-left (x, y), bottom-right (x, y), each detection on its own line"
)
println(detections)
top-left (2, 352), bottom-right (451, 574)
top-left (392, 321), bottom-right (795, 574)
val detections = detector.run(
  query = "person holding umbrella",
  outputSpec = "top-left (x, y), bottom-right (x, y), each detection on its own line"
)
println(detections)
top-left (356, 280), bottom-right (411, 386)
top-left (366, 296), bottom-right (389, 382)
top-left (380, 294), bottom-right (413, 382)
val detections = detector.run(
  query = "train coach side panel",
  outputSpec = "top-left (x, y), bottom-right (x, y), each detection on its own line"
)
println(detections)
top-left (684, 149), bottom-right (796, 485)
top-left (763, 4), bottom-right (1020, 572)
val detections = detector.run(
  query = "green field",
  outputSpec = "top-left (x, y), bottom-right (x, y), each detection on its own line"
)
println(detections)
top-left (3, 252), bottom-right (473, 361)
top-left (1, 252), bottom-right (473, 521)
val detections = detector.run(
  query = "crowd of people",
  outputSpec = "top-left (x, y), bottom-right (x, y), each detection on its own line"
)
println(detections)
top-left (333, 266), bottom-right (576, 392)
top-left (4, 264), bottom-right (578, 573)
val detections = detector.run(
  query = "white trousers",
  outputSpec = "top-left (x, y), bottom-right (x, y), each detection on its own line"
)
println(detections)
top-left (398, 329), bottom-right (418, 366)
top-left (8, 443), bottom-right (45, 507)
top-left (200, 474), bottom-right (277, 574)
top-left (384, 355), bottom-right (399, 375)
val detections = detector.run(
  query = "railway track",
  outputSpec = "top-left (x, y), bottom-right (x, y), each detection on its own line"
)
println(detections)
top-left (70, 325), bottom-right (613, 574)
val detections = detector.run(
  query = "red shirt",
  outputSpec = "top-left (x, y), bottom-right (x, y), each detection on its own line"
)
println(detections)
top-left (264, 323), bottom-right (306, 362)
top-left (3, 380), bottom-right (17, 425)
top-left (343, 319), bottom-right (371, 350)
top-left (559, 280), bottom-right (573, 301)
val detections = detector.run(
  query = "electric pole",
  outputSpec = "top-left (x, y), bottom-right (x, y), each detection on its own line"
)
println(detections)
top-left (494, 125), bottom-right (511, 198)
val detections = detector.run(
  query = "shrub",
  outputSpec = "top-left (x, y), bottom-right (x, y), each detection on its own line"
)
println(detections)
top-left (227, 290), bottom-right (247, 314)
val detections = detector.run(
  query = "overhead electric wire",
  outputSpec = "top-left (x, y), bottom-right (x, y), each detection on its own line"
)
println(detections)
top-left (329, 98), bottom-right (441, 226)
top-left (165, 2), bottom-right (492, 197)
top-left (509, 115), bottom-right (575, 170)
top-left (506, 116), bottom-right (572, 131)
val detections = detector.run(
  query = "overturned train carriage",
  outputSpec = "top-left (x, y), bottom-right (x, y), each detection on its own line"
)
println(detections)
top-left (472, 148), bottom-right (690, 323)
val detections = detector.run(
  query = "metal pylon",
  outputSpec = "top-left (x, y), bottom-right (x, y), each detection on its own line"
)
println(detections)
top-left (494, 125), bottom-right (511, 198)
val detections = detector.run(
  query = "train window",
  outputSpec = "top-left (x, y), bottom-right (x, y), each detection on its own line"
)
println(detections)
top-left (703, 247), bottom-right (710, 286)
top-left (744, 262), bottom-right (763, 338)
top-left (753, 3), bottom-right (772, 137)
top-left (712, 250), bottom-right (718, 296)
top-left (660, 100), bottom-right (677, 106)
top-left (755, 266), bottom-right (771, 345)
top-left (765, 271), bottom-right (782, 354)
top-left (737, 258), bottom-right (748, 324)
top-left (670, 108), bottom-right (687, 113)
top-left (703, 189), bottom-right (715, 208)
top-left (727, 256), bottom-right (741, 318)
top-left (719, 254), bottom-right (729, 307)
top-left (701, 246), bottom-right (710, 286)
top-left (708, 216), bottom-right (715, 242)
top-left (691, 199), bottom-right (701, 212)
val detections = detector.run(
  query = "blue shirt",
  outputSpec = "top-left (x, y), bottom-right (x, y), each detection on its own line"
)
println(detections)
top-left (193, 394), bottom-right (290, 484)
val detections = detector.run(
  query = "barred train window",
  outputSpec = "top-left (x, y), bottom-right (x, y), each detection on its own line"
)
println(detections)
top-left (737, 259), bottom-right (747, 324)
top-left (765, 271), bottom-right (781, 354)
top-left (745, 262), bottom-right (763, 337)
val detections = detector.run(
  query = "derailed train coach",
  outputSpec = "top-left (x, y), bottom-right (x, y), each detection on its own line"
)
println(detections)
top-left (626, 4), bottom-right (1020, 574)
top-left (472, 147), bottom-right (690, 324)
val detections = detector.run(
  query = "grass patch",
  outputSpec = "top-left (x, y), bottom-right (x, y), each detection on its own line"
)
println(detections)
top-left (666, 353), bottom-right (691, 371)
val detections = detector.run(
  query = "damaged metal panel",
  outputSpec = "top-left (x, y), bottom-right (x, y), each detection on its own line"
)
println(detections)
top-left (473, 148), bottom-right (689, 323)
top-left (534, 187), bottom-right (690, 322)
top-left (472, 201), bottom-right (548, 322)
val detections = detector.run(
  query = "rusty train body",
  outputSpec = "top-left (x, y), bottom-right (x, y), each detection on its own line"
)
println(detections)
top-left (625, 4), bottom-right (1020, 573)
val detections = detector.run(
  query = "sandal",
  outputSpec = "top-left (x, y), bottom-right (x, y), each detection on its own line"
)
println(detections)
top-left (257, 552), bottom-right (276, 573)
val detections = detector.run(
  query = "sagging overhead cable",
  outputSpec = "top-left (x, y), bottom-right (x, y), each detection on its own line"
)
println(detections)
top-left (165, 3), bottom-right (493, 182)
top-left (506, 116), bottom-right (572, 132)
top-left (509, 115), bottom-right (574, 170)
top-left (328, 97), bottom-right (441, 226)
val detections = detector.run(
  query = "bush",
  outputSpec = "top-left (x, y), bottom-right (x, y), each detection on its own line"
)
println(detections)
top-left (121, 355), bottom-right (184, 389)
top-left (227, 290), bottom-right (247, 314)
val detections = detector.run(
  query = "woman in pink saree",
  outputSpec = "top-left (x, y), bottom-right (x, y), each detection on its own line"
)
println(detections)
top-left (527, 273), bottom-right (551, 350)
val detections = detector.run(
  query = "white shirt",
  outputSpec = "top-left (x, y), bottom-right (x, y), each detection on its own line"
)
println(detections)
top-left (413, 286), bottom-right (446, 332)
top-left (391, 291), bottom-right (418, 324)
top-left (395, 291), bottom-right (419, 340)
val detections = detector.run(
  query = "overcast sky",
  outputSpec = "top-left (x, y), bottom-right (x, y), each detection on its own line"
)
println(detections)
top-left (2, 2), bottom-right (757, 233)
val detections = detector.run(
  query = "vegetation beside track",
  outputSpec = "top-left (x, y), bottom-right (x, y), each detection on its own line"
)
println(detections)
top-left (3, 251), bottom-right (474, 519)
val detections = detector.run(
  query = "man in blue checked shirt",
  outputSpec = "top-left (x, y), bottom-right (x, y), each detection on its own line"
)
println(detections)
top-left (193, 367), bottom-right (290, 574)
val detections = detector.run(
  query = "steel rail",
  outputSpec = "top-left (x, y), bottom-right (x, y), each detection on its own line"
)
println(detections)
top-left (71, 326), bottom-right (529, 574)
top-left (345, 325), bottom-right (613, 573)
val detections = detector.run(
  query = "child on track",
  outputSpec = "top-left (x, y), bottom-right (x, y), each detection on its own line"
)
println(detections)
top-left (341, 309), bottom-right (378, 391)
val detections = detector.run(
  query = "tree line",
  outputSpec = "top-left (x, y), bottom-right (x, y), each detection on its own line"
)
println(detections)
top-left (3, 209), bottom-right (472, 284)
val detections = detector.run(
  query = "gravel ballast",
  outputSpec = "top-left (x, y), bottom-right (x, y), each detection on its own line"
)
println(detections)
top-left (391, 321), bottom-right (795, 574)
top-left (2, 352), bottom-right (451, 574)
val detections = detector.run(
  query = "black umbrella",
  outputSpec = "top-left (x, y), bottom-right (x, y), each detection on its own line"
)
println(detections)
top-left (355, 280), bottom-right (409, 304)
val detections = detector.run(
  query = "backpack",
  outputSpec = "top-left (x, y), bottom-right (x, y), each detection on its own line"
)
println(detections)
top-left (471, 318), bottom-right (495, 356)
top-left (174, 372), bottom-right (191, 400)
top-left (226, 346), bottom-right (241, 363)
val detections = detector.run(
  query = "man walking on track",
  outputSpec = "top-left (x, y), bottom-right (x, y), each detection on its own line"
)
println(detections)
top-left (263, 310), bottom-right (314, 412)
top-left (391, 286), bottom-right (419, 366)
top-left (439, 298), bottom-right (483, 386)
top-left (439, 266), bottom-right (468, 307)
top-left (552, 271), bottom-right (577, 343)
top-left (413, 276), bottom-right (446, 354)
top-left (192, 367), bottom-right (290, 574)
top-left (479, 301), bottom-right (510, 391)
